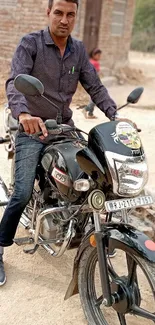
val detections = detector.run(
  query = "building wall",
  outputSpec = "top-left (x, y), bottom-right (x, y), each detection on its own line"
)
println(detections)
top-left (0, 0), bottom-right (135, 73)
top-left (98, 0), bottom-right (135, 71)
top-left (0, 0), bottom-right (47, 63)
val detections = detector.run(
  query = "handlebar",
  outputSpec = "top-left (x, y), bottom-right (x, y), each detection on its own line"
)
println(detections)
top-left (18, 122), bottom-right (77, 136)
top-left (18, 119), bottom-right (141, 136)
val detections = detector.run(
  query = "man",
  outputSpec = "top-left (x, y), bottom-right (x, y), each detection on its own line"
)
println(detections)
top-left (0, 0), bottom-right (119, 285)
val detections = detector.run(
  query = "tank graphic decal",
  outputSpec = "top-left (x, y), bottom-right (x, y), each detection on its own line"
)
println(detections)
top-left (145, 240), bottom-right (155, 251)
top-left (111, 122), bottom-right (141, 149)
top-left (52, 167), bottom-right (71, 187)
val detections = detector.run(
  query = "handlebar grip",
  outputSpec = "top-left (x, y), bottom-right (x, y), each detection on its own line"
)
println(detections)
top-left (137, 128), bottom-right (141, 133)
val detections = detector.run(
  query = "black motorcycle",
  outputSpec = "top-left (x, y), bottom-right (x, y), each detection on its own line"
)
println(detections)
top-left (0, 74), bottom-right (155, 324)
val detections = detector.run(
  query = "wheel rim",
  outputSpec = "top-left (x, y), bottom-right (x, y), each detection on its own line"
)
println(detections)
top-left (85, 248), bottom-right (155, 325)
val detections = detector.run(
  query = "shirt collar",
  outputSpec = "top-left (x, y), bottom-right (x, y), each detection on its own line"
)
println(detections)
top-left (43, 27), bottom-right (75, 52)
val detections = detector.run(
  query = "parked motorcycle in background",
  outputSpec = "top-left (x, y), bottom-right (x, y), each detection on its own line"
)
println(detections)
top-left (0, 75), bottom-right (155, 324)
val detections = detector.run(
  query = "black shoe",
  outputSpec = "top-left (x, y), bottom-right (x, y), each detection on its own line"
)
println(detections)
top-left (0, 255), bottom-right (6, 286)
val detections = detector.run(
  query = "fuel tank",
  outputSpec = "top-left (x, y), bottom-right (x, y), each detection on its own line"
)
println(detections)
top-left (41, 141), bottom-right (85, 202)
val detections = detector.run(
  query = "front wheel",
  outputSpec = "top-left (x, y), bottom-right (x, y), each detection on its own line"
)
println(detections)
top-left (78, 243), bottom-right (155, 325)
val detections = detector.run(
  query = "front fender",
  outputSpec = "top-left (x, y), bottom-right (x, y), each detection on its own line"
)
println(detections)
top-left (65, 223), bottom-right (155, 300)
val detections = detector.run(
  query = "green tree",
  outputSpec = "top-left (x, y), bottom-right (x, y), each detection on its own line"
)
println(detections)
top-left (132, 0), bottom-right (155, 52)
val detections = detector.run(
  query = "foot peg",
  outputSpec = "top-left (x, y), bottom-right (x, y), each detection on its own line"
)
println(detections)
top-left (14, 237), bottom-right (34, 246)
top-left (23, 244), bottom-right (39, 254)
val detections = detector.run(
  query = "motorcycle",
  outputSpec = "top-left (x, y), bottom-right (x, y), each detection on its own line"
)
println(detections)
top-left (0, 74), bottom-right (155, 324)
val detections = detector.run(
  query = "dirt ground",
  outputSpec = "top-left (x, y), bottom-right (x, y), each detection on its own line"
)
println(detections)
top-left (0, 51), bottom-right (155, 325)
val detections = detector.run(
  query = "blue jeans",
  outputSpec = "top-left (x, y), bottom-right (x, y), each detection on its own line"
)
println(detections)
top-left (85, 100), bottom-right (95, 116)
top-left (0, 133), bottom-right (45, 246)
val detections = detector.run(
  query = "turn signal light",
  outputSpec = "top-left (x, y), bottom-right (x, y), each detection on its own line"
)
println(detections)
top-left (73, 179), bottom-right (90, 192)
top-left (90, 235), bottom-right (97, 247)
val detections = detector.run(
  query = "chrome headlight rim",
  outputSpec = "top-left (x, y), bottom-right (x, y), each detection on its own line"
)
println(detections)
top-left (105, 151), bottom-right (148, 197)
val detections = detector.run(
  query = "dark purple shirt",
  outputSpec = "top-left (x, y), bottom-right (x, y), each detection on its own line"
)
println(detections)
top-left (6, 28), bottom-right (117, 123)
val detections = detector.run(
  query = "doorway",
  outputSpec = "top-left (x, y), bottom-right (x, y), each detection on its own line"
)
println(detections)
top-left (83, 0), bottom-right (103, 54)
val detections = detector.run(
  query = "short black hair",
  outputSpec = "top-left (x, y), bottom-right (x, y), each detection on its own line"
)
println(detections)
top-left (48, 0), bottom-right (79, 9)
top-left (89, 48), bottom-right (102, 58)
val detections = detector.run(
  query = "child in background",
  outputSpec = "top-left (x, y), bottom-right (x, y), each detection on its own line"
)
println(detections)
top-left (83, 48), bottom-right (102, 119)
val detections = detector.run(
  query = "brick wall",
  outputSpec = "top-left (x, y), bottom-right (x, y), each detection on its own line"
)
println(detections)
top-left (98, 0), bottom-right (135, 71)
top-left (0, 0), bottom-right (135, 74)
top-left (0, 0), bottom-right (47, 62)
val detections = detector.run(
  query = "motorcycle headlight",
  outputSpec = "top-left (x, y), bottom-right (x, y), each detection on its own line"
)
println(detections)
top-left (105, 151), bottom-right (148, 197)
top-left (114, 160), bottom-right (148, 196)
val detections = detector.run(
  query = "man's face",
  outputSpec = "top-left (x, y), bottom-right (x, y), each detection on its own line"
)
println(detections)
top-left (47, 0), bottom-right (77, 38)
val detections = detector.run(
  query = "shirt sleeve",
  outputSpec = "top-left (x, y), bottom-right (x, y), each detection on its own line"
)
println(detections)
top-left (79, 44), bottom-right (117, 119)
top-left (6, 36), bottom-right (37, 119)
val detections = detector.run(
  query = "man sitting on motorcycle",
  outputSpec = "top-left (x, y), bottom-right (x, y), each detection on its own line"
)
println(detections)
top-left (0, 0), bottom-right (120, 285)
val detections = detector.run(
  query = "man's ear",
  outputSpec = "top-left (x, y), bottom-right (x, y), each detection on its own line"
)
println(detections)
top-left (47, 8), bottom-right (51, 16)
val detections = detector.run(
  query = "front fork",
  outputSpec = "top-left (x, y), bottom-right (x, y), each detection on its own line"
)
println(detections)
top-left (94, 211), bottom-right (113, 307)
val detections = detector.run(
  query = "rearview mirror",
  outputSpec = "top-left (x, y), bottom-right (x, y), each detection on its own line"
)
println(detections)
top-left (14, 74), bottom-right (44, 96)
top-left (127, 87), bottom-right (144, 104)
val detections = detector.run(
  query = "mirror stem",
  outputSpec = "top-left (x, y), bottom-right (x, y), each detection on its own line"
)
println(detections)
top-left (117, 102), bottom-right (129, 111)
top-left (41, 94), bottom-right (62, 124)
top-left (57, 114), bottom-right (62, 124)
top-left (41, 94), bottom-right (60, 110)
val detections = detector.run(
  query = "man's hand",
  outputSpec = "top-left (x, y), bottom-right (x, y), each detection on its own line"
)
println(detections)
top-left (19, 113), bottom-right (48, 137)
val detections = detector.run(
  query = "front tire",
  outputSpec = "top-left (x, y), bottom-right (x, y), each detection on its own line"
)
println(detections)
top-left (78, 243), bottom-right (155, 325)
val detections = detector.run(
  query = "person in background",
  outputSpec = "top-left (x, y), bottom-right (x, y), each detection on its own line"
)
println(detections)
top-left (82, 48), bottom-right (102, 119)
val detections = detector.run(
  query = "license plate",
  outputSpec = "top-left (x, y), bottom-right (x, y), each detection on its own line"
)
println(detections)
top-left (105, 195), bottom-right (153, 212)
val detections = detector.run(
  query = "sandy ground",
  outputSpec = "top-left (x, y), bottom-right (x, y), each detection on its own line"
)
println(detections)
top-left (0, 52), bottom-right (155, 325)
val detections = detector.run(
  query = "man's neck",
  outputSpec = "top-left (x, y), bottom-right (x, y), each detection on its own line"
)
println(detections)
top-left (51, 32), bottom-right (68, 54)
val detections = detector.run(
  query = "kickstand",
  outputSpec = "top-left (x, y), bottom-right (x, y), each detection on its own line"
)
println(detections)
top-left (23, 244), bottom-right (39, 254)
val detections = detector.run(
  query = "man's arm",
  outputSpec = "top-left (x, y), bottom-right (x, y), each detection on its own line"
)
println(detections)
top-left (6, 36), bottom-right (37, 120)
top-left (79, 44), bottom-right (117, 120)
top-left (6, 37), bottom-right (47, 136)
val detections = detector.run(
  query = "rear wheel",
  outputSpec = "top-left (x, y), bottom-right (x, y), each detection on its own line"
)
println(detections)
top-left (78, 243), bottom-right (155, 325)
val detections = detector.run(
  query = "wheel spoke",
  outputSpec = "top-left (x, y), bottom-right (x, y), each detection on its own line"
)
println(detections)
top-left (117, 313), bottom-right (127, 325)
top-left (131, 305), bottom-right (155, 321)
top-left (108, 262), bottom-right (119, 280)
top-left (126, 254), bottom-right (137, 286)
top-left (95, 295), bottom-right (103, 307)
